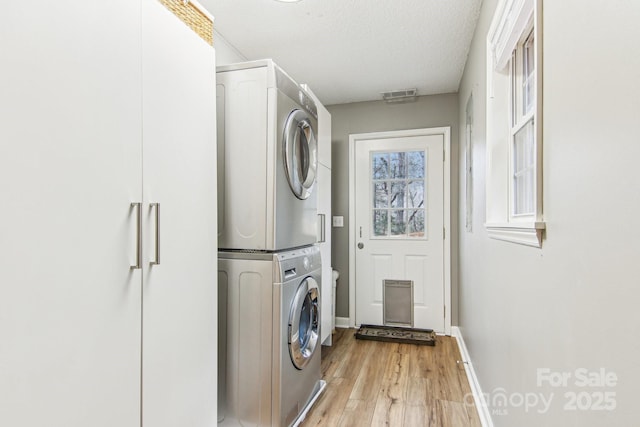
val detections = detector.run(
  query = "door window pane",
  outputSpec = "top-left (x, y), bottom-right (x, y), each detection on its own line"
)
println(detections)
top-left (371, 150), bottom-right (427, 239)
top-left (407, 210), bottom-right (425, 237)
top-left (390, 182), bottom-right (406, 208)
top-left (372, 153), bottom-right (389, 179)
top-left (374, 182), bottom-right (388, 208)
top-left (373, 210), bottom-right (388, 236)
top-left (390, 210), bottom-right (407, 236)
top-left (389, 152), bottom-right (406, 179)
top-left (406, 151), bottom-right (425, 178)
top-left (407, 180), bottom-right (424, 208)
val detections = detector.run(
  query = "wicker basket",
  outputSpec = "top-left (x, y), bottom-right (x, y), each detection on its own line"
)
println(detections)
top-left (158, 0), bottom-right (213, 46)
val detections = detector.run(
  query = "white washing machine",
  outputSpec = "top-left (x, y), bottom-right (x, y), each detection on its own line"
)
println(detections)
top-left (218, 246), bottom-right (325, 426)
top-left (216, 59), bottom-right (319, 251)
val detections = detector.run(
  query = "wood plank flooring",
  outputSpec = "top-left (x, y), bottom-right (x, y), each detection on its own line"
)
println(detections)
top-left (301, 328), bottom-right (482, 427)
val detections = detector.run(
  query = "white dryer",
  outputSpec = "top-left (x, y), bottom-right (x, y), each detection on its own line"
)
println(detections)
top-left (218, 246), bottom-right (325, 426)
top-left (217, 60), bottom-right (319, 251)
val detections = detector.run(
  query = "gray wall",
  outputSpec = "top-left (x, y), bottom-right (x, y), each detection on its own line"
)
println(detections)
top-left (327, 94), bottom-right (459, 321)
top-left (457, 0), bottom-right (640, 426)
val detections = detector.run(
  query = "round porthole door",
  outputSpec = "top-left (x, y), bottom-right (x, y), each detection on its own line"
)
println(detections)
top-left (283, 109), bottom-right (318, 200)
top-left (288, 277), bottom-right (320, 370)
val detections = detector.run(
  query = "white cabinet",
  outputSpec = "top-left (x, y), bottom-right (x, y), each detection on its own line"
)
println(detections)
top-left (141, 2), bottom-right (217, 426)
top-left (317, 163), bottom-right (333, 346)
top-left (0, 1), bottom-right (217, 426)
top-left (302, 85), bottom-right (333, 346)
top-left (0, 2), bottom-right (142, 425)
top-left (141, 1), bottom-right (217, 426)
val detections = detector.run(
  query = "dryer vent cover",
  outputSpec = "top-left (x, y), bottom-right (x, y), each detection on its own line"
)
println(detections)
top-left (383, 279), bottom-right (414, 327)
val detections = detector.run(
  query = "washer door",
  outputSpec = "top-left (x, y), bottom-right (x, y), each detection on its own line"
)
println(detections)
top-left (283, 109), bottom-right (318, 200)
top-left (288, 277), bottom-right (320, 370)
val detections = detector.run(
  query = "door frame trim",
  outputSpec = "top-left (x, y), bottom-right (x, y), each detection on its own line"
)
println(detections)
top-left (348, 127), bottom-right (452, 335)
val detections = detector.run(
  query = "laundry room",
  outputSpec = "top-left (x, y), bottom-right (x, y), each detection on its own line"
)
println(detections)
top-left (3, 1), bottom-right (640, 427)
top-left (208, 1), bottom-right (468, 424)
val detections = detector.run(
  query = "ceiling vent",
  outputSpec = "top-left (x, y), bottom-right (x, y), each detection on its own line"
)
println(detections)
top-left (381, 88), bottom-right (417, 104)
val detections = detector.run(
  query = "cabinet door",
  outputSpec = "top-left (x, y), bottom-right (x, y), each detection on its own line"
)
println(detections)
top-left (141, 1), bottom-right (218, 426)
top-left (303, 86), bottom-right (333, 345)
top-left (317, 164), bottom-right (333, 345)
top-left (0, 2), bottom-right (142, 426)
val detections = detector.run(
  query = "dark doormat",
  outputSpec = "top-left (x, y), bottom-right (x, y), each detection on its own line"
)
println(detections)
top-left (354, 324), bottom-right (436, 346)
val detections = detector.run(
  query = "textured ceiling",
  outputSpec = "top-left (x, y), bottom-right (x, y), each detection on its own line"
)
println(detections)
top-left (200, 0), bottom-right (482, 105)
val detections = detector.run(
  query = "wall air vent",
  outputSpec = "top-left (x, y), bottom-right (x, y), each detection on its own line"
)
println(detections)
top-left (381, 88), bottom-right (418, 104)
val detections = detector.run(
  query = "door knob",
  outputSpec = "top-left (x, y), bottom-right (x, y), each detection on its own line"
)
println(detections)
top-left (357, 242), bottom-right (364, 249)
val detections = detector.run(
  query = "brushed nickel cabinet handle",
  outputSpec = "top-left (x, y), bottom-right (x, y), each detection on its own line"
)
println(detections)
top-left (150, 203), bottom-right (160, 265)
top-left (131, 202), bottom-right (142, 269)
top-left (318, 213), bottom-right (326, 243)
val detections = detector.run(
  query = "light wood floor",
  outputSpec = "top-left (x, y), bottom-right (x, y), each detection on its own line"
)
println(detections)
top-left (301, 328), bottom-right (482, 427)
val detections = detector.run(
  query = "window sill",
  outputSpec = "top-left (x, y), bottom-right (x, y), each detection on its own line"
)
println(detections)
top-left (485, 222), bottom-right (545, 248)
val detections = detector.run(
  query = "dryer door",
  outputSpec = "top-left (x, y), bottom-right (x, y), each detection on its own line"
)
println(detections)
top-left (283, 109), bottom-right (318, 200)
top-left (288, 277), bottom-right (320, 370)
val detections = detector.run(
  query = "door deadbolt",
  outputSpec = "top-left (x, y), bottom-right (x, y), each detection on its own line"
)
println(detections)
top-left (357, 242), bottom-right (364, 249)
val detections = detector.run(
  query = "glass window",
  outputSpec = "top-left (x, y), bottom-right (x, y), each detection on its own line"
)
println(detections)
top-left (371, 150), bottom-right (427, 238)
top-left (407, 210), bottom-right (425, 237)
top-left (407, 180), bottom-right (424, 208)
top-left (389, 152), bottom-right (406, 179)
top-left (390, 182), bottom-right (406, 208)
top-left (374, 182), bottom-right (388, 208)
top-left (523, 30), bottom-right (535, 115)
top-left (510, 24), bottom-right (536, 219)
top-left (372, 153), bottom-right (389, 179)
top-left (513, 119), bottom-right (535, 215)
top-left (390, 210), bottom-right (407, 236)
top-left (407, 151), bottom-right (425, 178)
top-left (373, 210), bottom-right (388, 236)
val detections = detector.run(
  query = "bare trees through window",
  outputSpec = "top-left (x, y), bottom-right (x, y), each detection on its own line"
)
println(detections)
top-left (371, 151), bottom-right (426, 238)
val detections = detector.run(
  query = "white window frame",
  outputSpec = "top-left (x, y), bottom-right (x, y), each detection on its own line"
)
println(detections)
top-left (485, 0), bottom-right (545, 247)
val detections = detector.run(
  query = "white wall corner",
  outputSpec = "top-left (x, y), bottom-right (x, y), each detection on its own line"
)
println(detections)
top-left (335, 317), bottom-right (351, 329)
top-left (452, 327), bottom-right (495, 427)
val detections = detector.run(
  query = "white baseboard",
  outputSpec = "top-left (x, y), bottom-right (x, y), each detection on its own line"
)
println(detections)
top-left (335, 317), bottom-right (350, 329)
top-left (451, 327), bottom-right (494, 427)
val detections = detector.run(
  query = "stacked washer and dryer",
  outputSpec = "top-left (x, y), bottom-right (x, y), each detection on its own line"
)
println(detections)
top-left (216, 60), bottom-right (325, 427)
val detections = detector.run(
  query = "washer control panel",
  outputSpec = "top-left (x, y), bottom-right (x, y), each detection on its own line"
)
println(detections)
top-left (275, 246), bottom-right (321, 282)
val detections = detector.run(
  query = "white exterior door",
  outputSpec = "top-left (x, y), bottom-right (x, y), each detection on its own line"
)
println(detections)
top-left (353, 130), bottom-right (447, 332)
top-left (141, 1), bottom-right (218, 426)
